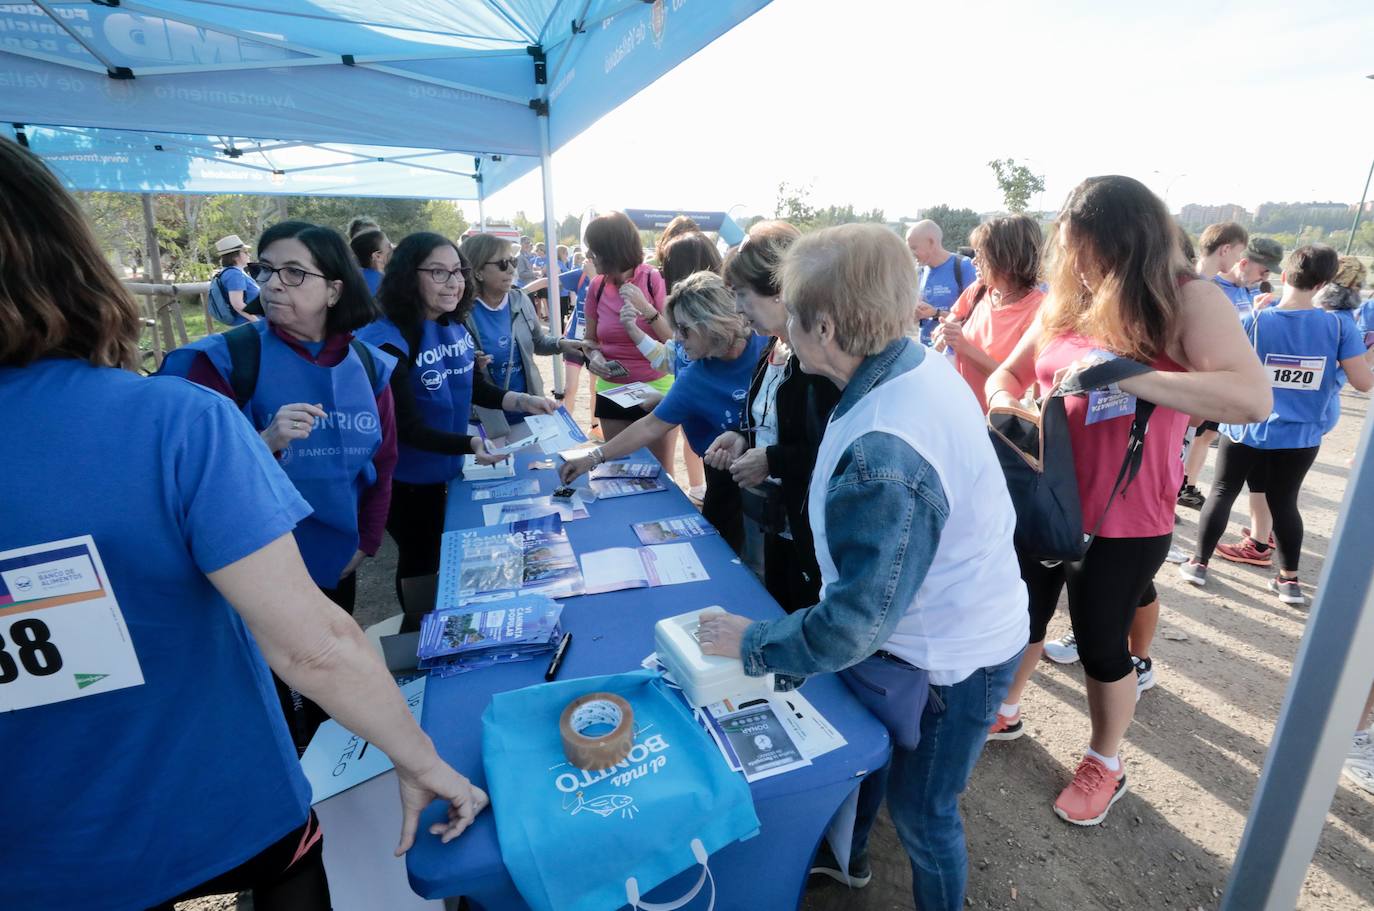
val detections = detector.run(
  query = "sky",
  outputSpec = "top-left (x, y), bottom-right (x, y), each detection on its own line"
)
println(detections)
top-left (473, 0), bottom-right (1374, 225)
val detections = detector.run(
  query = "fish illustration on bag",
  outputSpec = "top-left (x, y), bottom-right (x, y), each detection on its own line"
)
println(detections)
top-left (563, 791), bottom-right (638, 820)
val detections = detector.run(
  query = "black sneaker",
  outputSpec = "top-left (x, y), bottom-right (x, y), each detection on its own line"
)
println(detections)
top-left (809, 841), bottom-right (872, 888)
top-left (1177, 485), bottom-right (1206, 509)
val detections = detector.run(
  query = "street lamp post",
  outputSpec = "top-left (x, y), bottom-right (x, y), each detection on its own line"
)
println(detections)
top-left (1153, 170), bottom-right (1186, 206)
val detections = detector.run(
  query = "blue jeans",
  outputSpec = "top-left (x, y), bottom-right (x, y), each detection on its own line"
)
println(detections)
top-left (851, 650), bottom-right (1022, 911)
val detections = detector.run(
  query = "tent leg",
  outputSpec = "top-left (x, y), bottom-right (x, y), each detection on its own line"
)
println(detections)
top-left (1219, 411), bottom-right (1374, 910)
top-left (538, 113), bottom-right (564, 397)
top-left (477, 186), bottom-right (486, 233)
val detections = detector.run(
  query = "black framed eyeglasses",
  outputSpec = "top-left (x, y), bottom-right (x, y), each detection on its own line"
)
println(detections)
top-left (485, 258), bottom-right (516, 272)
top-left (418, 266), bottom-right (469, 285)
top-left (247, 262), bottom-right (327, 287)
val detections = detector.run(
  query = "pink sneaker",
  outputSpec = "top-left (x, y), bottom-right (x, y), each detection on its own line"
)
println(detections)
top-left (987, 710), bottom-right (1024, 741)
top-left (1054, 755), bottom-right (1128, 826)
top-left (1216, 537), bottom-right (1273, 567)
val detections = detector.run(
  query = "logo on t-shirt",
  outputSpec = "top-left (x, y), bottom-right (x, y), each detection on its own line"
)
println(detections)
top-left (421, 369), bottom-right (444, 391)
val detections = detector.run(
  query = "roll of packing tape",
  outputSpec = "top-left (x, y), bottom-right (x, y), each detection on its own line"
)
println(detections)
top-left (560, 692), bottom-right (635, 771)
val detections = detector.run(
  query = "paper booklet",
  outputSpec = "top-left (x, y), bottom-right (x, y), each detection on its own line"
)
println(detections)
top-left (471, 478), bottom-right (541, 501)
top-left (579, 542), bottom-right (709, 594)
top-left (632, 513), bottom-right (717, 545)
top-left (438, 514), bottom-right (584, 604)
top-left (481, 494), bottom-right (590, 526)
top-left (462, 453), bottom-right (515, 481)
top-left (416, 594), bottom-right (563, 677)
top-left (590, 461), bottom-right (661, 479)
top-left (588, 475), bottom-right (669, 499)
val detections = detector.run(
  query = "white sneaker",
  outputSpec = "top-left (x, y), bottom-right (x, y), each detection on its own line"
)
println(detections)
top-left (1351, 730), bottom-right (1374, 762)
top-left (1164, 544), bottom-right (1189, 564)
top-left (1043, 634), bottom-right (1080, 664)
top-left (1178, 559), bottom-right (1207, 586)
top-left (1132, 655), bottom-right (1156, 700)
top-left (1343, 756), bottom-right (1374, 794)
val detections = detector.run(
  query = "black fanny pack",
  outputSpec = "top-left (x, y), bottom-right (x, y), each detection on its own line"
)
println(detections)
top-left (740, 483), bottom-right (787, 535)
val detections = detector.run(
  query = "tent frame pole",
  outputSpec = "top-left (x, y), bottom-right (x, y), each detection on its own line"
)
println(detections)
top-left (1219, 410), bottom-right (1374, 909)
top-left (538, 110), bottom-right (564, 397)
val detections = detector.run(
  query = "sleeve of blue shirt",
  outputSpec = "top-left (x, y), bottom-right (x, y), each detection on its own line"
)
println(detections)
top-left (173, 388), bottom-right (313, 574)
top-left (650, 362), bottom-right (699, 428)
top-left (1337, 313), bottom-right (1365, 361)
top-left (739, 431), bottom-right (950, 684)
top-left (220, 268), bottom-right (248, 293)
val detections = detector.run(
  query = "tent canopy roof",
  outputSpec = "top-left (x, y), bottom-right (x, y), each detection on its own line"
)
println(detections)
top-left (1, 0), bottom-right (770, 197)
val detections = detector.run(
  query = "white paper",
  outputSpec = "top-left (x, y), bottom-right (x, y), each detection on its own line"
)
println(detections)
top-left (640, 543), bottom-right (709, 586)
top-left (301, 677), bottom-right (427, 803)
top-left (527, 408), bottom-right (589, 454)
top-left (768, 690), bottom-right (847, 760)
top-left (484, 434), bottom-right (542, 457)
top-left (596, 381), bottom-right (656, 408)
top-left (579, 547), bottom-right (650, 594)
top-left (462, 454), bottom-right (515, 481)
top-left (0, 535), bottom-right (145, 713)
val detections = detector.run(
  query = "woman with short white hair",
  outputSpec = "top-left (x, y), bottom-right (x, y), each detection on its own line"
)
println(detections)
top-left (696, 223), bottom-right (1028, 910)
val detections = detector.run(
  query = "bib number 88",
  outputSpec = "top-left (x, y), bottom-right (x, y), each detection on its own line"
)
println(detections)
top-left (0, 618), bottom-right (64, 683)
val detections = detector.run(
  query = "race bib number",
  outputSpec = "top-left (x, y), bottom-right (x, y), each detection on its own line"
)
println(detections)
top-left (1264, 354), bottom-right (1324, 391)
top-left (0, 536), bottom-right (144, 713)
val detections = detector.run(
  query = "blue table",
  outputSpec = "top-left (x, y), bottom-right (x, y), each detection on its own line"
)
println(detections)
top-left (407, 450), bottom-right (890, 909)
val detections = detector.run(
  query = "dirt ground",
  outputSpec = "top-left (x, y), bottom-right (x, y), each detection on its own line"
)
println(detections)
top-left (183, 367), bottom-right (1374, 911)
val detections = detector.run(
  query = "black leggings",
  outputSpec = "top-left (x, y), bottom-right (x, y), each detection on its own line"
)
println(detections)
top-left (1196, 437), bottom-right (1319, 573)
top-left (146, 811), bottom-right (329, 911)
top-left (387, 479), bottom-right (448, 605)
top-left (1022, 534), bottom-right (1172, 682)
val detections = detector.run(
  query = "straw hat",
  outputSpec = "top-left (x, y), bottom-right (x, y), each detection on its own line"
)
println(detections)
top-left (213, 234), bottom-right (250, 257)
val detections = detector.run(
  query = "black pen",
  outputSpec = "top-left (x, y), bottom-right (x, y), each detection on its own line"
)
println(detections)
top-left (545, 632), bottom-right (572, 681)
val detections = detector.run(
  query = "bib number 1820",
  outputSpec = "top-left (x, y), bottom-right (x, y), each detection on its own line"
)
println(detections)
top-left (0, 618), bottom-right (64, 684)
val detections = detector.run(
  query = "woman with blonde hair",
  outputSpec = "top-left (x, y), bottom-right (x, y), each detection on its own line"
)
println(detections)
top-left (0, 136), bottom-right (484, 911)
top-left (986, 175), bottom-right (1270, 825)
top-left (560, 272), bottom-right (767, 548)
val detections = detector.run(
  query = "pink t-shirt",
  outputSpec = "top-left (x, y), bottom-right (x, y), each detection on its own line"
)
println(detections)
top-left (1035, 332), bottom-right (1189, 539)
top-left (950, 282), bottom-right (1045, 412)
top-left (589, 264), bottom-right (668, 384)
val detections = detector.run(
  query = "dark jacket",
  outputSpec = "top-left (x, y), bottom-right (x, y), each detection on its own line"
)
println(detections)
top-left (742, 339), bottom-right (842, 598)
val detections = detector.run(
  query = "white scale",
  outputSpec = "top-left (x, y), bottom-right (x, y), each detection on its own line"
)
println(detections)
top-left (653, 607), bottom-right (775, 708)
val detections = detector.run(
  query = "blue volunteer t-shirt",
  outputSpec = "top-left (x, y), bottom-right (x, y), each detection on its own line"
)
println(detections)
top-left (559, 269), bottom-right (590, 339)
top-left (0, 359), bottom-right (312, 911)
top-left (919, 255), bottom-right (974, 344)
top-left (1212, 275), bottom-right (1255, 319)
top-left (1222, 308), bottom-right (1366, 449)
top-left (219, 265), bottom-right (261, 325)
top-left (470, 298), bottom-right (528, 425)
top-left (654, 333), bottom-right (769, 456)
top-left (362, 267), bottom-right (383, 295)
top-left (1357, 300), bottom-right (1374, 343)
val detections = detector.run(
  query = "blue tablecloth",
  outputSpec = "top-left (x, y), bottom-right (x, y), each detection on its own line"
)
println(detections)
top-left (407, 450), bottom-right (890, 909)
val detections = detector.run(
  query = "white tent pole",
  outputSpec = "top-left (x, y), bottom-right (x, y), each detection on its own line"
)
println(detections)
top-left (1220, 410), bottom-right (1374, 909)
top-left (538, 110), bottom-right (564, 397)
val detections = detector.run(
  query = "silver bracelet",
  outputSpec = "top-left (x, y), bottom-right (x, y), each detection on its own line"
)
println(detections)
top-left (589, 446), bottom-right (607, 467)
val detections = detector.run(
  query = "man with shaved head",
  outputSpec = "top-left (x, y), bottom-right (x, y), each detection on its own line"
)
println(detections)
top-left (907, 220), bottom-right (975, 345)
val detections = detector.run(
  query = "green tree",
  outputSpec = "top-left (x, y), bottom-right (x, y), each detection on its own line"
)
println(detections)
top-left (988, 159), bottom-right (1045, 214)
top-left (774, 181), bottom-right (816, 227)
top-left (558, 213), bottom-right (581, 246)
top-left (919, 204), bottom-right (982, 248)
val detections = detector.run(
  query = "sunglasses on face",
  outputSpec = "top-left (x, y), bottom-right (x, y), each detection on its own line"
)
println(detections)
top-left (485, 258), bottom-right (516, 272)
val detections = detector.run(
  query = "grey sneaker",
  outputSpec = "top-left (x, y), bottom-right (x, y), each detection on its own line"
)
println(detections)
top-left (1270, 576), bottom-right (1305, 605)
top-left (1043, 634), bottom-right (1080, 664)
top-left (1178, 559), bottom-right (1207, 586)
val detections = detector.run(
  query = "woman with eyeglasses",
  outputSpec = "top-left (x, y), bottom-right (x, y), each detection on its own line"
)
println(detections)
top-left (704, 221), bottom-right (841, 612)
top-left (161, 221), bottom-right (400, 751)
top-left (458, 233), bottom-right (588, 438)
top-left (580, 211), bottom-right (680, 469)
top-left (357, 233), bottom-right (557, 626)
top-left (0, 138), bottom-right (485, 911)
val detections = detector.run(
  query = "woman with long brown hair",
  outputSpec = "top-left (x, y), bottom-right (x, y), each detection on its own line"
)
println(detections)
top-left (0, 137), bottom-right (485, 910)
top-left (986, 175), bottom-right (1269, 825)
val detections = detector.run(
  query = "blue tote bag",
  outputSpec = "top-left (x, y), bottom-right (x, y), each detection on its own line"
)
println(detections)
top-left (482, 669), bottom-right (759, 911)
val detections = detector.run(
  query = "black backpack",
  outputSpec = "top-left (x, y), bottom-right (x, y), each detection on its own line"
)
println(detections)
top-left (987, 358), bottom-right (1155, 562)
top-left (221, 324), bottom-right (385, 409)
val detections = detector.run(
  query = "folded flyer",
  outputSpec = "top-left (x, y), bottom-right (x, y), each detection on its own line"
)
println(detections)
top-left (712, 701), bottom-right (811, 782)
top-left (633, 513), bottom-right (717, 545)
top-left (591, 461), bottom-right (661, 479)
top-left (589, 476), bottom-right (669, 499)
top-left (596, 381), bottom-right (656, 408)
top-left (471, 479), bottom-right (541, 501)
top-left (579, 542), bottom-right (709, 594)
top-left (522, 408), bottom-right (588, 454)
top-left (481, 494), bottom-right (589, 526)
top-left (462, 454), bottom-right (515, 481)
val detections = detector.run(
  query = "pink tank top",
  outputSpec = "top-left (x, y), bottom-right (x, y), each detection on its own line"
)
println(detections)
top-left (1035, 333), bottom-right (1189, 539)
top-left (590, 264), bottom-right (668, 385)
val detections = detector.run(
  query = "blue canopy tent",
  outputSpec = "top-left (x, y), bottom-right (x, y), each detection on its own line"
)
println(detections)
top-left (624, 207), bottom-right (746, 245)
top-left (0, 0), bottom-right (773, 388)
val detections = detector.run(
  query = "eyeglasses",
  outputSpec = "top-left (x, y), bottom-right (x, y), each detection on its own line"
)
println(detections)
top-left (485, 258), bottom-right (516, 272)
top-left (418, 267), bottom-right (469, 285)
top-left (247, 262), bottom-right (326, 287)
